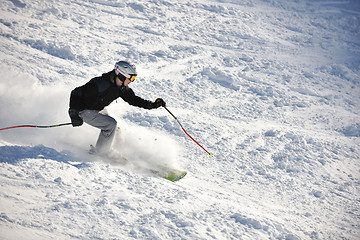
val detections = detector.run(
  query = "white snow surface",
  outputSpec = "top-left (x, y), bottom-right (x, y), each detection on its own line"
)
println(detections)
top-left (1, 0), bottom-right (360, 239)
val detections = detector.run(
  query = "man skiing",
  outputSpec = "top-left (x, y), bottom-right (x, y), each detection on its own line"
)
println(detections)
top-left (68, 60), bottom-right (166, 154)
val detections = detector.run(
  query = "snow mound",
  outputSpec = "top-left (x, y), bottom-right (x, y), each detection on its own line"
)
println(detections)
top-left (339, 123), bottom-right (360, 137)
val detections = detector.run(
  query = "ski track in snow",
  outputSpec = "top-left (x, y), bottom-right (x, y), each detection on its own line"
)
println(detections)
top-left (1, 0), bottom-right (360, 239)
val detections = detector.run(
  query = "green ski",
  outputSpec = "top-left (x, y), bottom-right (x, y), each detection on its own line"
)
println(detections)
top-left (149, 167), bottom-right (187, 182)
top-left (106, 153), bottom-right (187, 182)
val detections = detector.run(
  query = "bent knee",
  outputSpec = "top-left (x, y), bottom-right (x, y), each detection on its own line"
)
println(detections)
top-left (108, 117), bottom-right (117, 129)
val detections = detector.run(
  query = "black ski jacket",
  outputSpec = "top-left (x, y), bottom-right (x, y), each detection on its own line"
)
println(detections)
top-left (69, 70), bottom-right (154, 111)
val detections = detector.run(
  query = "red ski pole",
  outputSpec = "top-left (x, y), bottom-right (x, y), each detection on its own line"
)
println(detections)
top-left (0, 122), bottom-right (72, 131)
top-left (163, 106), bottom-right (213, 157)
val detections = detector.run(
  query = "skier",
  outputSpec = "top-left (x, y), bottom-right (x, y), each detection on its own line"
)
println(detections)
top-left (68, 60), bottom-right (166, 154)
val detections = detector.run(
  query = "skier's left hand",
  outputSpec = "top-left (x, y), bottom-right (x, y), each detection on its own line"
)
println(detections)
top-left (68, 108), bottom-right (83, 127)
top-left (153, 98), bottom-right (166, 108)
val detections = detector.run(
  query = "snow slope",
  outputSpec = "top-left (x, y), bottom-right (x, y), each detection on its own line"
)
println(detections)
top-left (1, 0), bottom-right (360, 239)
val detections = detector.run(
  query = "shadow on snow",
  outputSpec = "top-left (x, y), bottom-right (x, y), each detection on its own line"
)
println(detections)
top-left (0, 145), bottom-right (86, 168)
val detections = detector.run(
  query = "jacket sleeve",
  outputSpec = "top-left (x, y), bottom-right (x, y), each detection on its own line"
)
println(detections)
top-left (121, 88), bottom-right (154, 109)
top-left (69, 87), bottom-right (82, 110)
top-left (69, 80), bottom-right (98, 110)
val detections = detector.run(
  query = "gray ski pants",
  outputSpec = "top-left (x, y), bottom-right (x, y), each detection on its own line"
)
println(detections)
top-left (79, 109), bottom-right (117, 154)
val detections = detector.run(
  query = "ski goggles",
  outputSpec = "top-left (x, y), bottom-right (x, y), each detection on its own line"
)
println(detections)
top-left (129, 75), bottom-right (137, 82)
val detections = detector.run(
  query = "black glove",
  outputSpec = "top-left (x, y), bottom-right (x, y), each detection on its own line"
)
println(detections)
top-left (68, 108), bottom-right (83, 127)
top-left (152, 98), bottom-right (166, 109)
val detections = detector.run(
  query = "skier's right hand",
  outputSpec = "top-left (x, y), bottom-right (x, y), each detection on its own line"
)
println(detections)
top-left (68, 108), bottom-right (83, 127)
